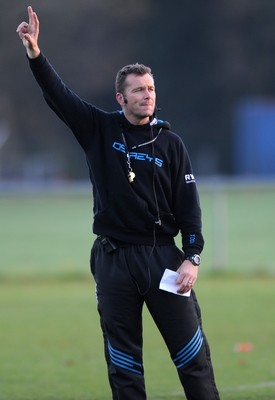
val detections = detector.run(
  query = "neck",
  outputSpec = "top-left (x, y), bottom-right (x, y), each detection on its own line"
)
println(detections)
top-left (123, 111), bottom-right (151, 126)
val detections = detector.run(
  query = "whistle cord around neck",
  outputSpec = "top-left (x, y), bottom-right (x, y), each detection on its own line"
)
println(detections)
top-left (121, 128), bottom-right (163, 184)
top-left (131, 128), bottom-right (162, 150)
top-left (121, 132), bottom-right (135, 183)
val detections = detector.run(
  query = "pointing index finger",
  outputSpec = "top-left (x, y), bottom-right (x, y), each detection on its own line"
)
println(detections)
top-left (28, 6), bottom-right (33, 24)
top-left (27, 6), bottom-right (39, 32)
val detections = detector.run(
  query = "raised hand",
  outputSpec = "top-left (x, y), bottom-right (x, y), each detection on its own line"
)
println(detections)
top-left (16, 6), bottom-right (40, 59)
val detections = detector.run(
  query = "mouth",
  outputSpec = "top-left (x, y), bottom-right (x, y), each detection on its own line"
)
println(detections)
top-left (141, 102), bottom-right (154, 108)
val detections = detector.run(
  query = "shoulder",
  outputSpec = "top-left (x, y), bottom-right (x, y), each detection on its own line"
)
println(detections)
top-left (159, 127), bottom-right (186, 150)
top-left (154, 119), bottom-right (184, 144)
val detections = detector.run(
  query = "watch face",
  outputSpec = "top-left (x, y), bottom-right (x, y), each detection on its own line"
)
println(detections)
top-left (193, 255), bottom-right (201, 265)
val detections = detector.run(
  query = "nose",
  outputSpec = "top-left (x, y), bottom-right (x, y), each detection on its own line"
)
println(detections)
top-left (144, 89), bottom-right (152, 99)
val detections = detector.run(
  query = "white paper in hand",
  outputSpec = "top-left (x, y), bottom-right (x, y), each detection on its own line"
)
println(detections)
top-left (159, 268), bottom-right (191, 297)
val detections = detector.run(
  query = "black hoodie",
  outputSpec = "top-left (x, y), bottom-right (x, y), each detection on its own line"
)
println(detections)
top-left (28, 54), bottom-right (204, 256)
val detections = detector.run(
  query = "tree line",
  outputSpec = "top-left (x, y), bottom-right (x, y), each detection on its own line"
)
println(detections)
top-left (1, 0), bottom-right (275, 179)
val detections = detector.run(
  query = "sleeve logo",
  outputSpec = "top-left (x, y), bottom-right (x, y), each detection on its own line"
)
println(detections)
top-left (185, 174), bottom-right (196, 183)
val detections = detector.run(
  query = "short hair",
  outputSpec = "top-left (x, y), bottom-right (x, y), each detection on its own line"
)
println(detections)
top-left (115, 63), bottom-right (153, 94)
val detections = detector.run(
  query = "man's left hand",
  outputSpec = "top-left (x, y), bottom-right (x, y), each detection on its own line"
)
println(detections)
top-left (176, 260), bottom-right (198, 294)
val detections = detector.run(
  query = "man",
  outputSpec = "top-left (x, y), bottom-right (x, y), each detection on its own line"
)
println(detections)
top-left (17, 6), bottom-right (220, 399)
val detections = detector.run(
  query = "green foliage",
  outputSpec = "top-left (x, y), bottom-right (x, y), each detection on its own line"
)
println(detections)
top-left (5, 1), bottom-right (275, 177)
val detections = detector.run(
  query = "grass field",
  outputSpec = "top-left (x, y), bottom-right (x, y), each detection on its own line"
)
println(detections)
top-left (1, 184), bottom-right (275, 399)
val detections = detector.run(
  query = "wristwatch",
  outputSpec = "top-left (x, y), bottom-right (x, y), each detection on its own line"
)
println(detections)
top-left (186, 254), bottom-right (201, 266)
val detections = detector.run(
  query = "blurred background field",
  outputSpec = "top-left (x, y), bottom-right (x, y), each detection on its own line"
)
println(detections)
top-left (1, 183), bottom-right (275, 399)
top-left (1, 180), bottom-right (275, 280)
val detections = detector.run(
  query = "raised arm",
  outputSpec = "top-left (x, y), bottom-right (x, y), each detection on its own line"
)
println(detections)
top-left (16, 6), bottom-right (100, 150)
top-left (16, 6), bottom-right (40, 59)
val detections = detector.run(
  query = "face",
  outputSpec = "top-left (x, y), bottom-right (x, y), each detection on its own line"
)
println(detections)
top-left (117, 73), bottom-right (156, 125)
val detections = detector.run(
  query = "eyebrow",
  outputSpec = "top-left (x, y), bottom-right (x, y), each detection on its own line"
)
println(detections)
top-left (131, 85), bottom-right (155, 92)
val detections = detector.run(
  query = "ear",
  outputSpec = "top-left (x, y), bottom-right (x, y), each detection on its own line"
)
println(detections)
top-left (116, 92), bottom-right (124, 107)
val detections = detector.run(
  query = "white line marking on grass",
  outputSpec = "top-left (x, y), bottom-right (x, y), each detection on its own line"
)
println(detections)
top-left (149, 381), bottom-right (275, 398)
top-left (222, 381), bottom-right (275, 392)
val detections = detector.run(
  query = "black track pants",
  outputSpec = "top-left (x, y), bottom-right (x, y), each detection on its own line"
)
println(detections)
top-left (90, 239), bottom-right (220, 400)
